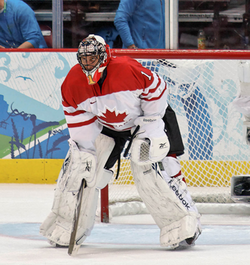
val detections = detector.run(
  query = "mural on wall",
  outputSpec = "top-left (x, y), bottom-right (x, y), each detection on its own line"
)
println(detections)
top-left (0, 52), bottom-right (77, 159)
top-left (0, 52), bottom-right (248, 161)
top-left (0, 93), bottom-right (69, 159)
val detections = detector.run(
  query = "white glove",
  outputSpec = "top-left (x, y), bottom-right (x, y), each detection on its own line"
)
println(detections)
top-left (130, 116), bottom-right (170, 165)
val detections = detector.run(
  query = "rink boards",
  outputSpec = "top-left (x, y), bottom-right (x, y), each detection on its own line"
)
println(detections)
top-left (0, 158), bottom-right (249, 187)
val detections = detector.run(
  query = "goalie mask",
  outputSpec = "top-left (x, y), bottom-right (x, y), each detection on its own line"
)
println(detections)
top-left (77, 34), bottom-right (111, 85)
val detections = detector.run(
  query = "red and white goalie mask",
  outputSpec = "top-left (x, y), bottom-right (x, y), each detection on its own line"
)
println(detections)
top-left (77, 34), bottom-right (111, 85)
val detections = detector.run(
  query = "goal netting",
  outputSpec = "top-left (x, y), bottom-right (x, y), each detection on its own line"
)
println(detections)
top-left (100, 50), bottom-right (250, 220)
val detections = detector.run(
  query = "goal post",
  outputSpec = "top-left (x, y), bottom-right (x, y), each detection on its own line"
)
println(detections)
top-left (100, 49), bottom-right (250, 222)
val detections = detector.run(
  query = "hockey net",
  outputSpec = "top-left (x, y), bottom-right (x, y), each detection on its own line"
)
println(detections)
top-left (100, 50), bottom-right (250, 220)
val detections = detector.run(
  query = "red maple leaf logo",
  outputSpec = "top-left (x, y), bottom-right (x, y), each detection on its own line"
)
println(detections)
top-left (99, 107), bottom-right (128, 124)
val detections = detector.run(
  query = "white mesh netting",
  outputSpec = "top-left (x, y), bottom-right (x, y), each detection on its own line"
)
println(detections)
top-left (107, 58), bottom-right (250, 215)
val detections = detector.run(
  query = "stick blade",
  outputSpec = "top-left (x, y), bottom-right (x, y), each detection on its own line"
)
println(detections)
top-left (68, 243), bottom-right (81, 256)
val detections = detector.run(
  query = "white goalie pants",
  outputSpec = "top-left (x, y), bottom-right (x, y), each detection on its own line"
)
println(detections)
top-left (131, 157), bottom-right (201, 247)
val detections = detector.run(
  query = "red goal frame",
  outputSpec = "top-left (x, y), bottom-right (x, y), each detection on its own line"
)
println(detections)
top-left (111, 49), bottom-right (250, 59)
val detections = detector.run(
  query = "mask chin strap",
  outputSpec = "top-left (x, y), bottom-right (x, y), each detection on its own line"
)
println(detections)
top-left (84, 59), bottom-right (103, 85)
top-left (87, 75), bottom-right (96, 85)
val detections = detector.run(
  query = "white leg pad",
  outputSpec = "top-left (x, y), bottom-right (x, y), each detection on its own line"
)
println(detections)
top-left (130, 161), bottom-right (201, 247)
top-left (40, 186), bottom-right (99, 246)
top-left (40, 133), bottom-right (115, 246)
top-left (160, 213), bottom-right (199, 247)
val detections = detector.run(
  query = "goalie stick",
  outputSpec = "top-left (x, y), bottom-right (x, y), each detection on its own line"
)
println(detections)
top-left (68, 127), bottom-right (140, 255)
top-left (68, 178), bottom-right (86, 256)
top-left (68, 136), bottom-right (116, 255)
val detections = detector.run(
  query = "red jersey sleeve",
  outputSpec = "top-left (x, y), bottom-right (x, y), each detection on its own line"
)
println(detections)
top-left (61, 64), bottom-right (102, 152)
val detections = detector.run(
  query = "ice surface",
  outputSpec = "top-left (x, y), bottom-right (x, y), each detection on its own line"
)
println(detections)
top-left (1, 184), bottom-right (250, 265)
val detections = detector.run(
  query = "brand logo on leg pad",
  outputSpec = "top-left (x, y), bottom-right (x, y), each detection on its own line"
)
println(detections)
top-left (168, 179), bottom-right (190, 210)
top-left (84, 161), bottom-right (92, 172)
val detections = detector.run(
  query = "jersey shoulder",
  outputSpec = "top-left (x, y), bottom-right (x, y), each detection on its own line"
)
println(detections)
top-left (108, 56), bottom-right (154, 84)
top-left (62, 64), bottom-right (86, 93)
top-left (61, 64), bottom-right (93, 108)
top-left (109, 56), bottom-right (145, 70)
top-left (64, 64), bottom-right (85, 81)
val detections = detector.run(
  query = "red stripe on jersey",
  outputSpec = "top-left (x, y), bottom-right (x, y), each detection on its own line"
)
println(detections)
top-left (67, 116), bottom-right (97, 128)
top-left (142, 84), bottom-right (167, 102)
top-left (64, 110), bottom-right (86, 116)
top-left (141, 75), bottom-right (162, 97)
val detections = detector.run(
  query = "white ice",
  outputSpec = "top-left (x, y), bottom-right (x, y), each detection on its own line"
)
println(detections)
top-left (0, 184), bottom-right (250, 265)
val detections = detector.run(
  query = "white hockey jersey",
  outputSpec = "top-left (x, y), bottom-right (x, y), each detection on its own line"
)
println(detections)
top-left (61, 56), bottom-right (168, 152)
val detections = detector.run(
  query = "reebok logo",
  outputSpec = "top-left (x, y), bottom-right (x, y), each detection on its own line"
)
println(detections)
top-left (84, 161), bottom-right (92, 172)
top-left (168, 179), bottom-right (190, 210)
top-left (159, 142), bottom-right (168, 149)
top-left (143, 118), bottom-right (157, 123)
